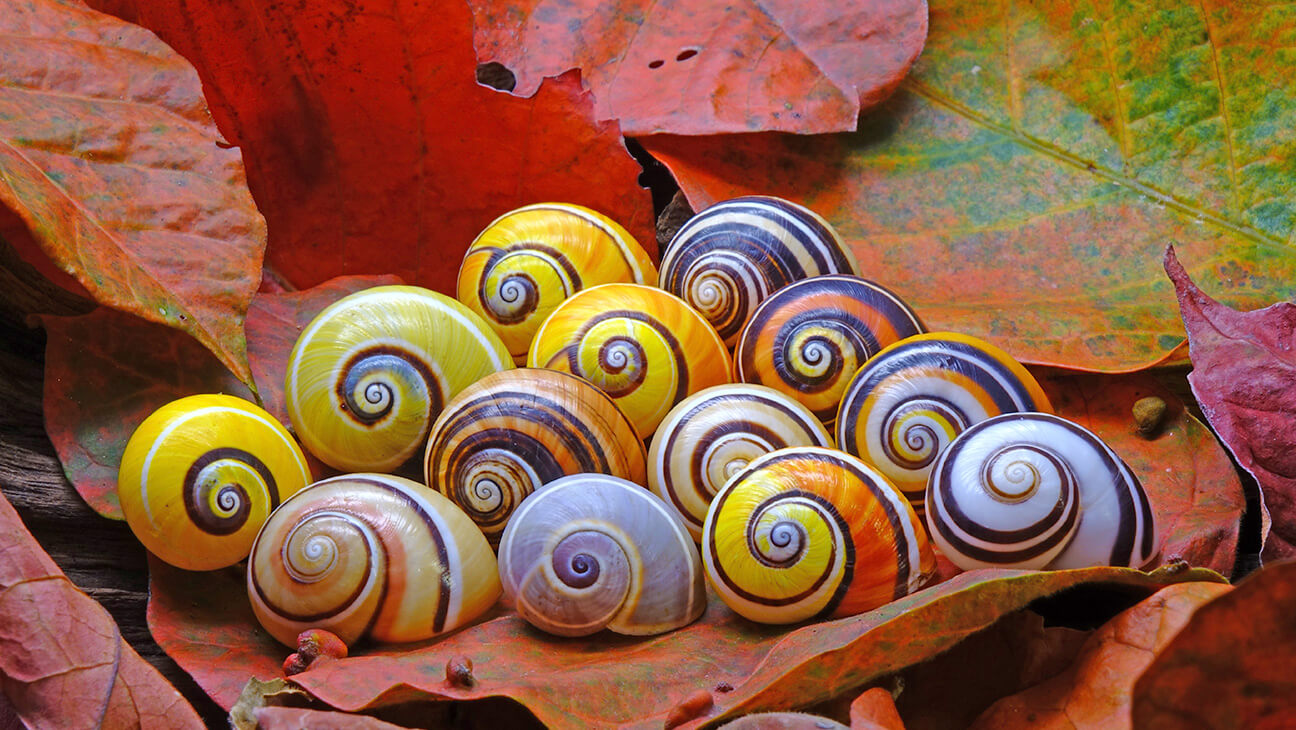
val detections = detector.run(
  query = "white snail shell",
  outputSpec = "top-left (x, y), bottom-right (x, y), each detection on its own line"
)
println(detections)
top-left (926, 412), bottom-right (1159, 571)
top-left (497, 474), bottom-right (706, 637)
top-left (246, 473), bottom-right (500, 646)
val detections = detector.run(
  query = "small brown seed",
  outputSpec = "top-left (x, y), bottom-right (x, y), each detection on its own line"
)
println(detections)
top-left (1133, 396), bottom-right (1167, 437)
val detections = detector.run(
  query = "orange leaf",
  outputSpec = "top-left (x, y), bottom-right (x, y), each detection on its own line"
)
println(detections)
top-left (1133, 560), bottom-right (1296, 728)
top-left (467, 0), bottom-right (928, 135)
top-left (0, 0), bottom-right (265, 384)
top-left (850, 688), bottom-right (905, 730)
top-left (0, 492), bottom-right (201, 727)
top-left (970, 581), bottom-right (1230, 729)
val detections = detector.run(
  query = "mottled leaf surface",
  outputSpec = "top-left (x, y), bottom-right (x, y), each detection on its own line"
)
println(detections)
top-left (467, 0), bottom-right (928, 135)
top-left (1, 0), bottom-right (265, 383)
top-left (643, 0), bottom-right (1296, 371)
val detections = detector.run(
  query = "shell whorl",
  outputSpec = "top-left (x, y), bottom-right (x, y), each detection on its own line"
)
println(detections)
top-left (836, 333), bottom-right (1052, 513)
top-left (927, 413), bottom-right (1158, 571)
top-left (647, 384), bottom-right (834, 542)
top-left (285, 286), bottom-right (512, 472)
top-left (528, 283), bottom-right (732, 438)
top-left (117, 394), bottom-right (313, 572)
top-left (497, 474), bottom-right (706, 637)
top-left (734, 276), bottom-right (925, 424)
top-left (458, 203), bottom-right (657, 364)
top-left (659, 196), bottom-right (861, 347)
top-left (425, 368), bottom-right (647, 545)
top-left (246, 473), bottom-right (500, 647)
top-left (702, 447), bottom-right (934, 625)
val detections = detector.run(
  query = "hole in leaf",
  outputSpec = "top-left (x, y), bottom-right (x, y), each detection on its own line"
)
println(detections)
top-left (648, 59), bottom-right (665, 69)
top-left (676, 49), bottom-right (698, 62)
top-left (476, 62), bottom-right (517, 92)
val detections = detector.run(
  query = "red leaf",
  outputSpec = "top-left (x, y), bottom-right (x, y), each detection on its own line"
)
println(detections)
top-left (254, 707), bottom-right (411, 730)
top-left (1164, 246), bottom-right (1296, 562)
top-left (971, 581), bottom-right (1231, 729)
top-left (42, 308), bottom-right (251, 519)
top-left (467, 0), bottom-right (928, 135)
top-left (0, 492), bottom-right (202, 728)
top-left (1132, 560), bottom-right (1296, 727)
top-left (1, 0), bottom-right (265, 384)
top-left (86, 0), bottom-right (656, 296)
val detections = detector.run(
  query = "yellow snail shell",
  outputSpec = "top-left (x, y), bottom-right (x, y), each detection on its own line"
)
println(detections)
top-left (424, 368), bottom-right (647, 546)
top-left (835, 332), bottom-right (1052, 514)
top-left (527, 283), bottom-right (732, 438)
top-left (702, 446), bottom-right (935, 625)
top-left (927, 412), bottom-right (1159, 571)
top-left (458, 203), bottom-right (658, 364)
top-left (498, 473), bottom-right (706, 636)
top-left (734, 275), bottom-right (925, 425)
top-left (285, 285), bottom-right (513, 472)
top-left (247, 473), bottom-right (500, 647)
top-left (117, 394), bottom-right (313, 571)
top-left (659, 196), bottom-right (862, 347)
top-left (647, 383), bottom-right (834, 542)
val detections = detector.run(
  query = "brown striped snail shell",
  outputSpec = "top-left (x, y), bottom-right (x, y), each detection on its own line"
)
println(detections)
top-left (424, 368), bottom-right (647, 546)
top-left (527, 283), bottom-right (732, 438)
top-left (457, 203), bottom-right (658, 364)
top-left (836, 332), bottom-right (1052, 514)
top-left (498, 474), bottom-right (706, 637)
top-left (246, 473), bottom-right (500, 647)
top-left (659, 196), bottom-right (861, 347)
top-left (284, 285), bottom-right (513, 472)
top-left (117, 394), bottom-right (313, 571)
top-left (647, 383), bottom-right (834, 542)
top-left (703, 447), bottom-right (935, 625)
top-left (926, 412), bottom-right (1159, 571)
top-left (734, 275), bottom-right (925, 425)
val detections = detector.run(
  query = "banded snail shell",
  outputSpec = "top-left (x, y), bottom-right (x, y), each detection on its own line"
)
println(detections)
top-left (927, 413), bottom-right (1159, 571)
top-left (425, 368), bottom-right (647, 546)
top-left (734, 275), bottom-right (925, 425)
top-left (117, 394), bottom-right (313, 571)
top-left (458, 203), bottom-right (657, 364)
top-left (498, 474), bottom-right (706, 636)
top-left (703, 447), bottom-right (935, 625)
top-left (247, 473), bottom-right (500, 647)
top-left (836, 332), bottom-right (1052, 513)
top-left (659, 196), bottom-right (861, 347)
top-left (647, 384), bottom-right (834, 542)
top-left (285, 285), bottom-right (513, 472)
top-left (527, 283), bottom-right (732, 438)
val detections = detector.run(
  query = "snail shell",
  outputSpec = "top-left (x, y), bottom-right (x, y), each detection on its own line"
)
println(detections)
top-left (498, 474), bottom-right (706, 636)
top-left (926, 413), bottom-right (1159, 571)
top-left (702, 446), bottom-right (935, 625)
top-left (458, 203), bottom-right (658, 364)
top-left (835, 332), bottom-right (1052, 513)
top-left (659, 196), bottom-right (861, 347)
top-left (734, 275), bottom-right (925, 425)
top-left (424, 368), bottom-right (647, 546)
top-left (647, 384), bottom-right (834, 542)
top-left (527, 283), bottom-right (732, 438)
top-left (285, 285), bottom-right (513, 472)
top-left (117, 394), bottom-right (313, 571)
top-left (247, 473), bottom-right (500, 647)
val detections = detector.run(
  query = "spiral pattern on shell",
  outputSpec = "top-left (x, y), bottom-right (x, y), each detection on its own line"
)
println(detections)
top-left (498, 474), bottom-right (706, 636)
top-left (659, 196), bottom-right (861, 347)
top-left (647, 384), bottom-right (834, 542)
top-left (425, 368), bottom-right (647, 545)
top-left (734, 276), bottom-right (925, 424)
top-left (927, 413), bottom-right (1158, 571)
top-left (528, 283), bottom-right (732, 437)
top-left (702, 447), bottom-right (934, 625)
top-left (247, 473), bottom-right (500, 647)
top-left (458, 203), bottom-right (657, 364)
top-left (835, 333), bottom-right (1052, 513)
top-left (285, 285), bottom-right (512, 472)
top-left (117, 394), bottom-right (313, 572)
